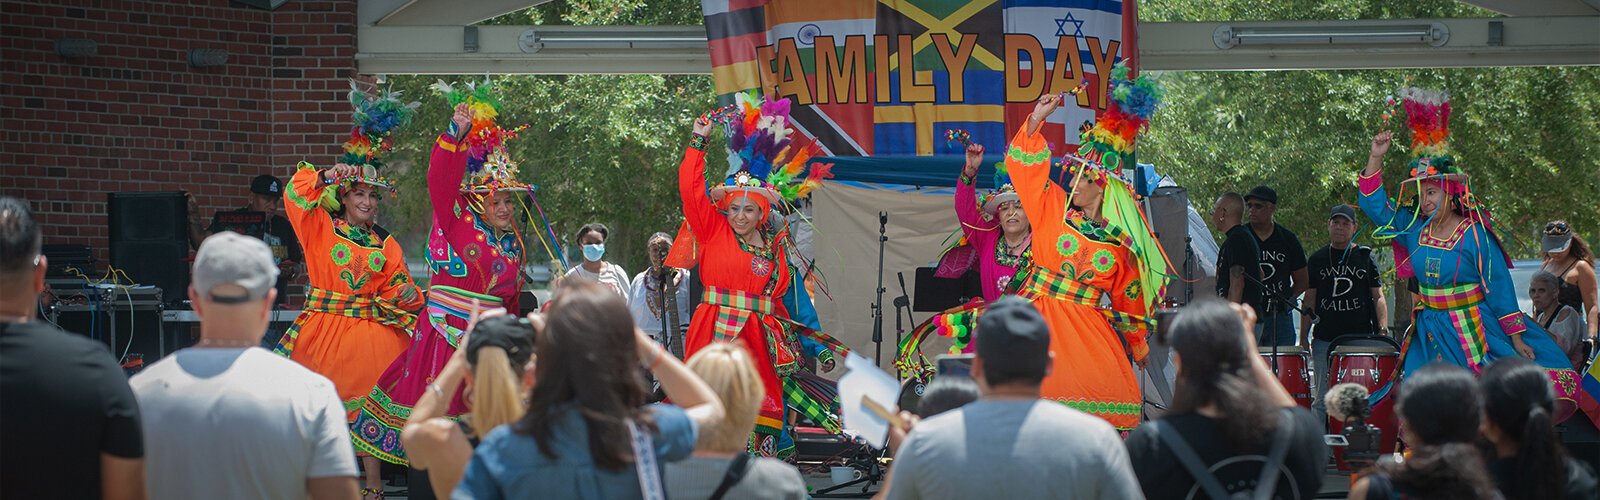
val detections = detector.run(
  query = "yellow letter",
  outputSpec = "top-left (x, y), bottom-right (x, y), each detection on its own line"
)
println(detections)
top-left (1083, 36), bottom-right (1121, 111)
top-left (815, 35), bottom-right (869, 104)
top-left (1005, 34), bottom-right (1045, 103)
top-left (931, 33), bottom-right (977, 103)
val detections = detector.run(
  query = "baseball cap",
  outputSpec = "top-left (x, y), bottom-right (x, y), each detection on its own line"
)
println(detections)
top-left (1329, 204), bottom-right (1356, 222)
top-left (975, 296), bottom-right (1052, 377)
top-left (250, 174), bottom-right (284, 196)
top-left (1244, 185), bottom-right (1277, 205)
top-left (193, 232), bottom-right (278, 304)
top-left (466, 315), bottom-right (536, 367)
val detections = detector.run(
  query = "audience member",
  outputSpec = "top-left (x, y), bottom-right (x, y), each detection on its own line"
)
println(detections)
top-left (883, 297), bottom-right (1140, 500)
top-left (131, 233), bottom-right (357, 499)
top-left (1480, 358), bottom-right (1599, 500)
top-left (914, 376), bottom-right (982, 418)
top-left (628, 232), bottom-right (691, 356)
top-left (665, 343), bottom-right (806, 500)
top-left (402, 313), bottom-right (537, 499)
top-left (1302, 204), bottom-right (1386, 420)
top-left (455, 280), bottom-right (723, 499)
top-left (1530, 271), bottom-right (1588, 369)
top-left (1210, 191), bottom-right (1263, 314)
top-left (1348, 364), bottom-right (1495, 500)
top-left (1244, 185), bottom-right (1308, 346)
top-left (186, 175), bottom-right (302, 308)
top-left (1125, 299), bottom-right (1326, 499)
top-left (563, 223), bottom-right (631, 299)
top-left (0, 196), bottom-right (146, 500)
top-left (1540, 220), bottom-right (1598, 340)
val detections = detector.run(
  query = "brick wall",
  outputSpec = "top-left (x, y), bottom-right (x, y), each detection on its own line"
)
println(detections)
top-left (0, 0), bottom-right (358, 267)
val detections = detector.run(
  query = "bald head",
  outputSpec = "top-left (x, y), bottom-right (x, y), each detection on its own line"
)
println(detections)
top-left (1211, 192), bottom-right (1245, 231)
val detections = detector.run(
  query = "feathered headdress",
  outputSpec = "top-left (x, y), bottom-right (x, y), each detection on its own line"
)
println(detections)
top-left (431, 78), bottom-right (530, 194)
top-left (1398, 87), bottom-right (1464, 183)
top-left (711, 92), bottom-right (833, 205)
top-left (1073, 63), bottom-right (1164, 182)
top-left (333, 81), bottom-right (419, 193)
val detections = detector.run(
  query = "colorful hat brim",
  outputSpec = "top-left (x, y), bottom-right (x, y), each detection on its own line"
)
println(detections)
top-left (1399, 172), bottom-right (1469, 186)
top-left (709, 185), bottom-right (779, 204)
top-left (981, 192), bottom-right (1020, 214)
top-left (461, 184), bottom-right (531, 194)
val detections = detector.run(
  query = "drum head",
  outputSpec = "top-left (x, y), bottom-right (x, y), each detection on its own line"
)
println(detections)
top-left (1330, 345), bottom-right (1397, 355)
top-left (1258, 345), bottom-right (1309, 355)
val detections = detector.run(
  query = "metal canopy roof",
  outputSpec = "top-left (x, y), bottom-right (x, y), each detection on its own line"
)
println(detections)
top-left (353, 0), bottom-right (1600, 74)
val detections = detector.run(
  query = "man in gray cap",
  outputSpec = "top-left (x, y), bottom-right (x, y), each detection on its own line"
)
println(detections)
top-left (130, 233), bottom-right (357, 500)
top-left (884, 297), bottom-right (1140, 500)
top-left (1302, 204), bottom-right (1387, 422)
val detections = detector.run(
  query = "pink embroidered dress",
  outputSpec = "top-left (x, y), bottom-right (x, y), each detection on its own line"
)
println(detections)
top-left (351, 129), bottom-right (524, 465)
top-left (953, 178), bottom-right (1031, 302)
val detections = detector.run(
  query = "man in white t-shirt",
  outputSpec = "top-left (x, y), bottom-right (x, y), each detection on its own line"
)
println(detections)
top-left (562, 222), bottom-right (630, 300)
top-left (130, 233), bottom-right (358, 500)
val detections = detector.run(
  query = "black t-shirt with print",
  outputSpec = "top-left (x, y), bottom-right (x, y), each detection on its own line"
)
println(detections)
top-left (1216, 224), bottom-right (1265, 315)
top-left (1254, 223), bottom-right (1307, 314)
top-left (1307, 245), bottom-right (1383, 341)
top-left (209, 207), bottom-right (302, 301)
top-left (1125, 407), bottom-right (1328, 500)
top-left (1, 321), bottom-right (144, 499)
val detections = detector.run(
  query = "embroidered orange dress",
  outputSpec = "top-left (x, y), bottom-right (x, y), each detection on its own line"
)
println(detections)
top-left (1006, 125), bottom-right (1149, 430)
top-left (276, 163), bottom-right (424, 419)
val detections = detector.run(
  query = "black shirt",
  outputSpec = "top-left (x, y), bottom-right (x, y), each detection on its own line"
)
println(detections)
top-left (208, 207), bottom-right (302, 301)
top-left (1307, 245), bottom-right (1382, 341)
top-left (1, 321), bottom-right (144, 499)
top-left (1489, 455), bottom-right (1599, 500)
top-left (1125, 407), bottom-right (1327, 500)
top-left (1254, 223), bottom-right (1307, 314)
top-left (1217, 224), bottom-right (1265, 315)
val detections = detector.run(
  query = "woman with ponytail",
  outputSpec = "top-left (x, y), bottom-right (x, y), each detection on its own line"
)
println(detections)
top-left (400, 313), bottom-right (537, 499)
top-left (1480, 358), bottom-right (1598, 500)
top-left (1125, 299), bottom-right (1327, 499)
top-left (1349, 364), bottom-right (1496, 500)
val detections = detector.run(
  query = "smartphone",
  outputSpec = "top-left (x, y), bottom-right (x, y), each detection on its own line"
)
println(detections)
top-left (1323, 434), bottom-right (1349, 447)
top-left (935, 354), bottom-right (975, 378)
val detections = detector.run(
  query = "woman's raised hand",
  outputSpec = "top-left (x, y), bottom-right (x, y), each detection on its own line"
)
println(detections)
top-left (692, 116), bottom-right (714, 137)
top-left (450, 103), bottom-right (473, 135)
top-left (962, 144), bottom-right (985, 178)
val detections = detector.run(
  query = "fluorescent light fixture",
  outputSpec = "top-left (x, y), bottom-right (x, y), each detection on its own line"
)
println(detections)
top-left (518, 29), bottom-right (706, 53)
top-left (1214, 22), bottom-right (1449, 49)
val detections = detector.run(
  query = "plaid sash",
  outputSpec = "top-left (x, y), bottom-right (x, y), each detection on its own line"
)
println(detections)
top-left (702, 286), bottom-right (777, 342)
top-left (425, 285), bottom-right (503, 348)
top-left (1018, 266), bottom-right (1152, 334)
top-left (303, 286), bottom-right (418, 331)
top-left (1418, 283), bottom-right (1485, 311)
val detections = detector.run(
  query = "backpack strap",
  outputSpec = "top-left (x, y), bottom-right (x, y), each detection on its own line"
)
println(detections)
top-left (1250, 409), bottom-right (1297, 500)
top-left (1149, 420), bottom-right (1235, 499)
top-left (708, 453), bottom-right (753, 500)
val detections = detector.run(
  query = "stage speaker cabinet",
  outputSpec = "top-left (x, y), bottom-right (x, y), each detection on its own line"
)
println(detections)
top-left (108, 192), bottom-right (190, 303)
top-left (1144, 186), bottom-right (1198, 304)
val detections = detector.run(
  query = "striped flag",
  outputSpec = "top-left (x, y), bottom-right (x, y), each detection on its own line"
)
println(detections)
top-left (701, 0), bottom-right (1126, 158)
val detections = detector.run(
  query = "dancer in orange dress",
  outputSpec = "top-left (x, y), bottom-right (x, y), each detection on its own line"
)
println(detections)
top-left (1005, 66), bottom-right (1171, 431)
top-left (275, 87), bottom-right (425, 497)
top-left (671, 95), bottom-right (843, 459)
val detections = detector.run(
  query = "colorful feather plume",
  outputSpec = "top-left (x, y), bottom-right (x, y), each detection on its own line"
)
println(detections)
top-left (1398, 87), bottom-right (1459, 176)
top-left (431, 78), bottom-right (518, 174)
top-left (340, 81), bottom-right (419, 170)
top-left (716, 92), bottom-right (833, 204)
top-left (1075, 63), bottom-right (1163, 173)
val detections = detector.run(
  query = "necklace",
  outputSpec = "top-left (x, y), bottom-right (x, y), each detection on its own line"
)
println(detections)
top-left (196, 338), bottom-right (257, 348)
top-left (994, 236), bottom-right (1032, 268)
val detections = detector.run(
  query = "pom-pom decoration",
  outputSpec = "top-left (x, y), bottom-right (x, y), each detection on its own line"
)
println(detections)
top-left (944, 129), bottom-right (973, 148)
top-left (1325, 382), bottom-right (1372, 423)
top-left (431, 78), bottom-right (520, 174)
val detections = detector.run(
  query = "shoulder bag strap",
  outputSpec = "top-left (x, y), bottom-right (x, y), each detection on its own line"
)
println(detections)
top-left (627, 420), bottom-right (666, 500)
top-left (707, 453), bottom-right (753, 500)
top-left (1149, 420), bottom-right (1234, 500)
top-left (1251, 409), bottom-right (1297, 500)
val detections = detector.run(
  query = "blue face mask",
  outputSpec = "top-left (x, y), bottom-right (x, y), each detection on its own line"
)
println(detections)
top-left (582, 243), bottom-right (606, 262)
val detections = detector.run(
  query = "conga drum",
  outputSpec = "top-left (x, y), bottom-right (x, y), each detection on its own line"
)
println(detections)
top-left (1327, 344), bottom-right (1401, 471)
top-left (1258, 346), bottom-right (1311, 408)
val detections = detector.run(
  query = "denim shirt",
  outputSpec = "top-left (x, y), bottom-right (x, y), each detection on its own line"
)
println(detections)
top-left (454, 403), bottom-right (697, 500)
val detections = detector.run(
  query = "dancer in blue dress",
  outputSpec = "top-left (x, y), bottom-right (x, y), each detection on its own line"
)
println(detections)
top-left (1358, 88), bottom-right (1590, 426)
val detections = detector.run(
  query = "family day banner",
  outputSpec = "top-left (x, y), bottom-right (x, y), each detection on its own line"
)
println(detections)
top-left (701, 0), bottom-right (1133, 157)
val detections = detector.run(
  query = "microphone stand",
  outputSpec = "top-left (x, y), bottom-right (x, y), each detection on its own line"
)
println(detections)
top-left (871, 212), bottom-right (888, 367)
top-left (1240, 271), bottom-right (1318, 376)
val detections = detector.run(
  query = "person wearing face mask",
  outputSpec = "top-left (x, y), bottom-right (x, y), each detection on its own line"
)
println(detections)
top-left (671, 94), bottom-right (847, 460)
top-left (1357, 87), bottom-right (1593, 428)
top-left (275, 87), bottom-right (427, 498)
top-left (351, 84), bottom-right (534, 487)
top-left (562, 223), bottom-right (630, 300)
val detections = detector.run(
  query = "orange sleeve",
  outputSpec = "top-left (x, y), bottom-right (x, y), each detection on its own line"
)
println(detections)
top-left (1004, 124), bottom-right (1066, 233)
top-left (283, 162), bottom-right (331, 247)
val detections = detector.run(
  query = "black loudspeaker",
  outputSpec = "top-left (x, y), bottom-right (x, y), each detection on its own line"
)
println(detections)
top-left (1144, 186), bottom-right (1198, 304)
top-left (108, 192), bottom-right (190, 303)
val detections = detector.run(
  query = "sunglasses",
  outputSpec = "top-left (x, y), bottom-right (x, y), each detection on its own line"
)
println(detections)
top-left (1545, 221), bottom-right (1571, 235)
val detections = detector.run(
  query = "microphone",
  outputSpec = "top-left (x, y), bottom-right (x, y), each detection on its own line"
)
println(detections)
top-left (879, 211), bottom-right (888, 225)
top-left (1326, 383), bottom-right (1371, 423)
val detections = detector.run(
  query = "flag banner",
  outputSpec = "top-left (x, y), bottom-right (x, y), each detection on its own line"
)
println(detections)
top-left (701, 0), bottom-right (1126, 158)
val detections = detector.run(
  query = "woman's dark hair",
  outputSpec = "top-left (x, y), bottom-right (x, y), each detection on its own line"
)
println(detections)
top-left (1166, 298), bottom-right (1277, 451)
top-left (576, 222), bottom-right (610, 242)
top-left (1481, 358), bottom-right (1568, 500)
top-left (515, 280), bottom-right (653, 471)
top-left (915, 376), bottom-right (981, 418)
top-left (1371, 363), bottom-right (1495, 500)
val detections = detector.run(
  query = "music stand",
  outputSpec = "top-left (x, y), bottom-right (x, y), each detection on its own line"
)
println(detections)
top-left (912, 267), bottom-right (979, 312)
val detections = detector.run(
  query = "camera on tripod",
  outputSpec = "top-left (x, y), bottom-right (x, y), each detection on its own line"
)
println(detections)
top-left (1326, 382), bottom-right (1383, 470)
